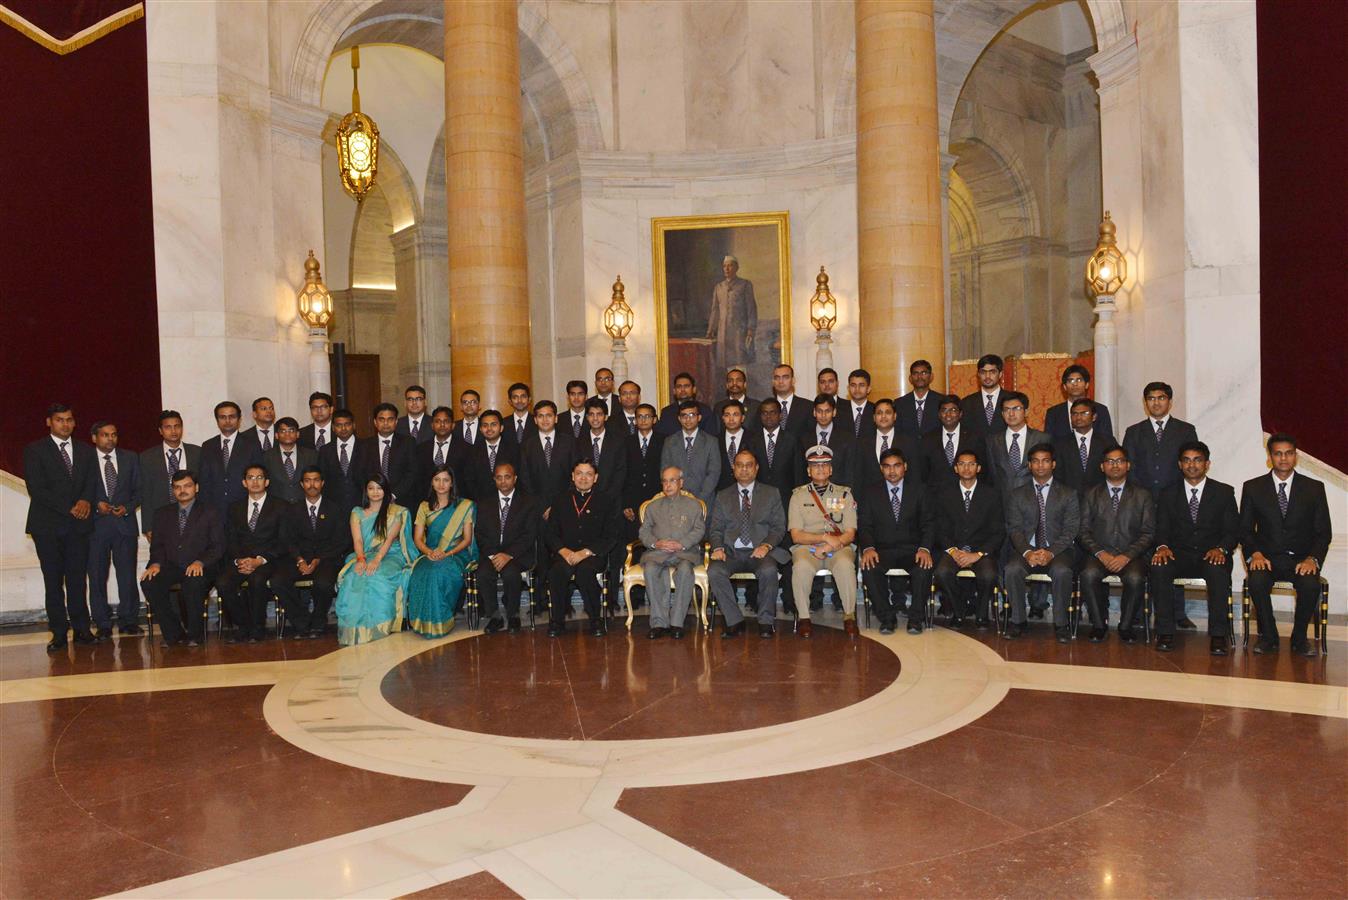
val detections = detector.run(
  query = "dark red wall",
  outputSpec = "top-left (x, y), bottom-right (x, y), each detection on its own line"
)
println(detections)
top-left (1257, 0), bottom-right (1348, 472)
top-left (0, 10), bottom-right (161, 474)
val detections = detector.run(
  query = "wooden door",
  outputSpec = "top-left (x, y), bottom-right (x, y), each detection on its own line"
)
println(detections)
top-left (334, 353), bottom-right (382, 439)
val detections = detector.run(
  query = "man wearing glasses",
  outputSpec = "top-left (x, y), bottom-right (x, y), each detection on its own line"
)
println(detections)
top-left (984, 391), bottom-right (1048, 503)
top-left (1078, 446), bottom-right (1156, 644)
top-left (659, 400), bottom-right (720, 518)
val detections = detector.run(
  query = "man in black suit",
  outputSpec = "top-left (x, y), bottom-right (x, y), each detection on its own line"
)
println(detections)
top-left (1149, 441), bottom-right (1239, 654)
top-left (363, 403), bottom-right (416, 505)
top-left (1044, 364), bottom-right (1114, 442)
top-left (613, 380), bottom-right (643, 436)
top-left (895, 359), bottom-right (941, 439)
top-left (88, 421), bottom-right (141, 637)
top-left (200, 401), bottom-right (263, 527)
top-left (217, 464), bottom-right (287, 642)
top-left (413, 406), bottom-right (456, 501)
top-left (563, 380), bottom-right (590, 440)
top-left (805, 395), bottom-right (855, 487)
top-left (318, 408), bottom-right (370, 517)
top-left (1053, 398), bottom-right (1118, 492)
top-left (712, 368), bottom-right (758, 432)
top-left (858, 449), bottom-right (935, 635)
top-left (707, 451), bottom-right (791, 637)
top-left (1078, 447), bottom-right (1156, 643)
top-left (298, 391), bottom-right (335, 451)
top-left (139, 409), bottom-right (202, 538)
top-left (1241, 433), bottom-right (1333, 656)
top-left (717, 400), bottom-right (751, 492)
top-left (745, 399), bottom-right (804, 511)
top-left (854, 399), bottom-right (922, 491)
top-left (450, 389), bottom-right (483, 454)
top-left (960, 353), bottom-right (1006, 438)
top-left (263, 417), bottom-right (318, 505)
top-left (274, 466), bottom-right (351, 638)
top-left (240, 397), bottom-right (277, 455)
top-left (656, 372), bottom-right (717, 437)
top-left (983, 391), bottom-right (1049, 501)
top-left (139, 470), bottom-right (224, 648)
top-left (395, 385), bottom-right (433, 445)
top-left (816, 367), bottom-right (840, 404)
top-left (544, 459), bottom-right (622, 636)
top-left (836, 368), bottom-right (876, 442)
top-left (477, 462), bottom-right (540, 633)
top-left (622, 404), bottom-right (664, 544)
top-left (1122, 381), bottom-right (1199, 497)
top-left (504, 382), bottom-right (537, 447)
top-left (519, 401), bottom-right (576, 517)
top-left (921, 395), bottom-right (981, 488)
top-left (1003, 444), bottom-right (1080, 640)
top-left (589, 367), bottom-right (621, 419)
top-left (459, 410), bottom-right (520, 504)
top-left (932, 451), bottom-right (1004, 628)
top-left (769, 364), bottom-right (814, 438)
top-left (25, 404), bottom-right (98, 651)
top-left (581, 398), bottom-right (627, 500)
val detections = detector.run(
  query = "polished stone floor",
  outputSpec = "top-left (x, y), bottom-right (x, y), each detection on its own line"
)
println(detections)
top-left (1, 611), bottom-right (1344, 899)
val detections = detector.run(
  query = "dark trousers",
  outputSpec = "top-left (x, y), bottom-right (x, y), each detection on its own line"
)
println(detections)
top-left (141, 564), bottom-right (215, 643)
top-left (862, 550), bottom-right (934, 624)
top-left (216, 563), bottom-right (275, 637)
top-left (933, 553), bottom-right (999, 619)
top-left (1246, 553), bottom-right (1322, 641)
top-left (88, 525), bottom-right (139, 629)
top-left (707, 549), bottom-right (781, 625)
top-left (272, 558), bottom-right (339, 632)
top-left (1149, 550), bottom-right (1232, 636)
top-left (33, 533), bottom-right (91, 636)
top-left (479, 558), bottom-right (532, 621)
top-left (1079, 555), bottom-right (1147, 628)
top-left (547, 554), bottom-right (606, 625)
top-left (1004, 548), bottom-right (1076, 626)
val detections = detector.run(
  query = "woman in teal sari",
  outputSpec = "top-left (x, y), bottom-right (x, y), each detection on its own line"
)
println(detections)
top-left (406, 465), bottom-right (478, 637)
top-left (335, 473), bottom-right (419, 645)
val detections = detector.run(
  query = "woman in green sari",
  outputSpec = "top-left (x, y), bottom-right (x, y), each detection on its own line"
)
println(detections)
top-left (406, 465), bottom-right (478, 637)
top-left (335, 473), bottom-right (419, 645)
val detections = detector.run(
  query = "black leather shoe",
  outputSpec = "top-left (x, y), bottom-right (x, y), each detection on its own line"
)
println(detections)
top-left (225, 634), bottom-right (242, 645)
top-left (589, 624), bottom-right (607, 637)
top-left (1055, 626), bottom-right (1071, 644)
top-left (1029, 606), bottom-right (1046, 620)
top-left (808, 599), bottom-right (823, 612)
top-left (1252, 636), bottom-right (1278, 655)
top-left (507, 617), bottom-right (522, 633)
top-left (878, 621), bottom-right (896, 635)
top-left (1177, 617), bottom-right (1197, 630)
top-left (1088, 626), bottom-right (1108, 643)
top-left (46, 637), bottom-right (67, 653)
top-left (73, 630), bottom-right (97, 645)
top-left (949, 615), bottom-right (965, 629)
top-left (1210, 636), bottom-right (1228, 656)
top-left (648, 627), bottom-right (667, 640)
top-left (1155, 634), bottom-right (1175, 652)
top-left (119, 623), bottom-right (144, 636)
top-left (1119, 627), bottom-right (1137, 644)
top-left (1290, 638), bottom-right (1317, 658)
top-left (976, 617), bottom-right (991, 630)
top-left (721, 622), bottom-right (745, 638)
top-left (547, 624), bottom-right (564, 637)
top-left (1006, 622), bottom-right (1025, 639)
top-left (94, 629), bottom-right (112, 642)
top-left (906, 620), bottom-right (924, 635)
top-left (758, 624), bottom-right (776, 637)
top-left (484, 618), bottom-right (505, 634)
top-left (669, 627), bottom-right (685, 640)
top-left (307, 628), bottom-right (326, 640)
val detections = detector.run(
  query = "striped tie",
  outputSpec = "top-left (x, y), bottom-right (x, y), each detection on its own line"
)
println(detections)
top-left (1189, 487), bottom-right (1200, 524)
top-left (890, 486), bottom-right (902, 522)
top-left (315, 428), bottom-right (326, 451)
top-left (1008, 432), bottom-right (1021, 473)
top-left (178, 506), bottom-right (189, 534)
top-left (915, 399), bottom-right (925, 430)
top-left (167, 448), bottom-right (181, 488)
top-left (339, 442), bottom-right (349, 475)
top-left (985, 395), bottom-right (995, 426)
top-left (381, 440), bottom-right (390, 478)
top-left (739, 488), bottom-right (752, 544)
top-left (488, 444), bottom-right (497, 473)
top-left (1155, 420), bottom-right (1165, 443)
top-left (1035, 484), bottom-right (1048, 548)
top-left (544, 436), bottom-right (552, 467)
top-left (283, 451), bottom-right (295, 482)
top-left (1110, 486), bottom-right (1122, 513)
top-left (1277, 481), bottom-right (1288, 517)
top-left (249, 501), bottom-right (261, 531)
top-left (640, 436), bottom-right (649, 459)
top-left (103, 454), bottom-right (117, 499)
top-left (766, 431), bottom-right (776, 468)
top-left (1079, 436), bottom-right (1089, 471)
top-left (945, 433), bottom-right (955, 468)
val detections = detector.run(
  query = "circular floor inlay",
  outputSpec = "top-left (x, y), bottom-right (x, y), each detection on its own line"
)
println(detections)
top-left (381, 627), bottom-right (902, 740)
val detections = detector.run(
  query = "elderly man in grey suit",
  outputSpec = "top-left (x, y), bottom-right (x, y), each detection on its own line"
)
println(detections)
top-left (639, 467), bottom-right (707, 640)
top-left (708, 450), bottom-right (790, 638)
top-left (706, 255), bottom-right (757, 380)
top-left (659, 400), bottom-right (720, 521)
top-left (1003, 443), bottom-right (1080, 641)
top-left (1078, 446), bottom-right (1156, 644)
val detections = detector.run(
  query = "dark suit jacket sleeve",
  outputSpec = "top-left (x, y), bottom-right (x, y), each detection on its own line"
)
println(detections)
top-left (592, 499), bottom-right (622, 558)
top-left (1080, 490), bottom-right (1104, 556)
top-left (125, 454), bottom-right (142, 514)
top-left (1154, 488), bottom-right (1177, 549)
top-left (504, 498), bottom-right (539, 560)
top-left (1125, 492), bottom-right (1157, 559)
top-left (1310, 482), bottom-right (1333, 564)
top-left (78, 446), bottom-right (98, 506)
top-left (1008, 493), bottom-right (1031, 556)
top-left (709, 490), bottom-right (730, 549)
top-left (1238, 482), bottom-right (1262, 559)
top-left (856, 490), bottom-right (878, 551)
top-left (1050, 490), bottom-right (1080, 557)
top-left (1216, 486), bottom-right (1240, 553)
top-left (148, 509), bottom-right (169, 566)
top-left (983, 491), bottom-right (1006, 555)
top-left (917, 490), bottom-right (936, 550)
top-left (544, 500), bottom-right (564, 553)
top-left (23, 442), bottom-right (69, 520)
top-left (762, 490), bottom-right (787, 549)
top-left (201, 512), bottom-right (226, 567)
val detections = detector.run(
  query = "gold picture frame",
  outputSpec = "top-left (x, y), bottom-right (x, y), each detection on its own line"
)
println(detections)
top-left (651, 211), bottom-right (792, 404)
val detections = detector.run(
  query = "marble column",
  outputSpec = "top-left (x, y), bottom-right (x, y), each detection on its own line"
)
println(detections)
top-left (855, 0), bottom-right (945, 395)
top-left (444, 0), bottom-right (531, 408)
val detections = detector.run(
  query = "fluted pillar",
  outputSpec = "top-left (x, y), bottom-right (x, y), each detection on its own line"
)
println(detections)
top-left (444, 0), bottom-right (531, 407)
top-left (855, 0), bottom-right (945, 394)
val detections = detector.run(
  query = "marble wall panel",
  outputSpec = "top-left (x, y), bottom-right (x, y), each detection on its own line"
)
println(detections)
top-left (616, 2), bottom-right (686, 152)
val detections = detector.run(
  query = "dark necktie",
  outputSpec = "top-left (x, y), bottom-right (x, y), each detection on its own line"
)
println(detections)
top-left (853, 407), bottom-right (863, 437)
top-left (728, 435), bottom-right (738, 466)
top-left (339, 442), bottom-right (350, 475)
top-left (1079, 435), bottom-right (1089, 471)
top-left (963, 488), bottom-right (972, 513)
top-left (260, 431), bottom-right (272, 452)
top-left (488, 443), bottom-right (498, 473)
top-left (103, 454), bottom-right (117, 499)
top-left (627, 416), bottom-right (636, 434)
top-left (1110, 486), bottom-right (1122, 513)
top-left (544, 436), bottom-right (553, 467)
top-left (1008, 432), bottom-right (1021, 473)
top-left (221, 436), bottom-right (231, 468)
top-left (167, 448), bottom-right (181, 487)
top-left (1035, 483), bottom-right (1048, 548)
top-left (739, 488), bottom-right (752, 544)
top-left (573, 414), bottom-right (582, 437)
top-left (766, 431), bottom-right (776, 468)
top-left (316, 428), bottom-right (326, 451)
top-left (780, 399), bottom-right (789, 421)
top-left (593, 436), bottom-right (601, 460)
top-left (915, 399), bottom-right (925, 430)
top-left (640, 435), bottom-right (649, 458)
top-left (985, 394), bottom-right (995, 426)
top-left (178, 506), bottom-right (189, 534)
top-left (283, 451), bottom-right (295, 481)
top-left (1155, 420), bottom-right (1165, 443)
top-left (819, 430), bottom-right (829, 446)
top-left (890, 485), bottom-right (902, 522)
top-left (500, 495), bottom-right (511, 531)
top-left (435, 442), bottom-right (447, 467)
top-left (309, 504), bottom-right (319, 530)
top-left (685, 435), bottom-right (694, 467)
top-left (1277, 480), bottom-right (1288, 517)
top-left (411, 418), bottom-right (420, 439)
top-left (381, 440), bottom-right (391, 477)
top-left (879, 433), bottom-right (889, 460)
top-left (465, 421), bottom-right (474, 444)
top-left (249, 500), bottom-right (261, 531)
top-left (1189, 487), bottom-right (1200, 524)
top-left (944, 433), bottom-right (955, 467)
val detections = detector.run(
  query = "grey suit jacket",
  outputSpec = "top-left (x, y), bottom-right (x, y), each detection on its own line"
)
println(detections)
top-left (1079, 481), bottom-right (1156, 559)
top-left (708, 481), bottom-right (790, 563)
top-left (660, 430), bottom-right (721, 512)
top-left (984, 427), bottom-right (1050, 496)
top-left (638, 492), bottom-right (706, 564)
top-left (263, 445), bottom-right (319, 505)
top-left (1007, 479), bottom-right (1080, 558)
top-left (138, 443), bottom-right (202, 534)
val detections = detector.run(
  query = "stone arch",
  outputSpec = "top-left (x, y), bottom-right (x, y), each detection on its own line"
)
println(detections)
top-left (947, 136), bottom-right (1041, 240)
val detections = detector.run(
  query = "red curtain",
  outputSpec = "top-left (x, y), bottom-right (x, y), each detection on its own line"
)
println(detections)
top-left (0, 6), bottom-right (161, 474)
top-left (1256, 0), bottom-right (1348, 472)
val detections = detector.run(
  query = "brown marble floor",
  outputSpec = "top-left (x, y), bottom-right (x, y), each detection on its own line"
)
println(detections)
top-left (1, 685), bottom-right (471, 899)
top-left (400, 870), bottom-right (522, 898)
top-left (381, 625), bottom-right (902, 740)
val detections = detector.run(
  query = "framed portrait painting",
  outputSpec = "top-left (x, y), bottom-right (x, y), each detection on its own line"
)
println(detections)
top-left (651, 211), bottom-right (792, 403)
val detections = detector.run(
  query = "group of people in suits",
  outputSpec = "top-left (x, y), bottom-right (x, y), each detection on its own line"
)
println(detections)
top-left (23, 354), bottom-right (1333, 657)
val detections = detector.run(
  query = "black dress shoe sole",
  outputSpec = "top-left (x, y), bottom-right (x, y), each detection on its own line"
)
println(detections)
top-left (46, 642), bottom-right (67, 653)
top-left (1177, 619), bottom-right (1198, 629)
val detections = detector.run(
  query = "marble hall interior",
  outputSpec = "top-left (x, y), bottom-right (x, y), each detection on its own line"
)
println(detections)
top-left (1, 0), bottom-right (1345, 897)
